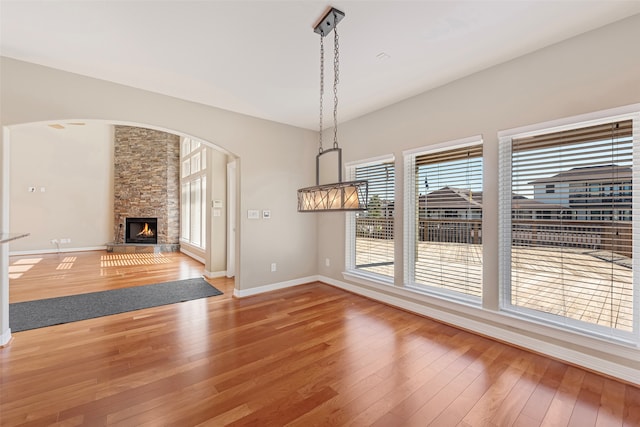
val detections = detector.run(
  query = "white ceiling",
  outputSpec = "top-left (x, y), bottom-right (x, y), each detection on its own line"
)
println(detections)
top-left (2, 1), bottom-right (639, 130)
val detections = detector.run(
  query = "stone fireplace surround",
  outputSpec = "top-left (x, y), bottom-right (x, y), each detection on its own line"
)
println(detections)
top-left (110, 126), bottom-right (180, 252)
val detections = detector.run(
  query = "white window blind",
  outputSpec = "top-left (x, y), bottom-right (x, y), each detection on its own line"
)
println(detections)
top-left (346, 157), bottom-right (395, 280)
top-left (500, 115), bottom-right (638, 340)
top-left (404, 139), bottom-right (483, 300)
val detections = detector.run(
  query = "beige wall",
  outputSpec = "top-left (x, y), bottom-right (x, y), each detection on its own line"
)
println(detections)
top-left (318, 14), bottom-right (640, 379)
top-left (9, 123), bottom-right (114, 252)
top-left (204, 147), bottom-right (228, 275)
top-left (0, 57), bottom-right (319, 292)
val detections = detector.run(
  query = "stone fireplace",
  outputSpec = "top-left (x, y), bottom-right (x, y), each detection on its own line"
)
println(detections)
top-left (112, 126), bottom-right (180, 249)
top-left (125, 217), bottom-right (158, 244)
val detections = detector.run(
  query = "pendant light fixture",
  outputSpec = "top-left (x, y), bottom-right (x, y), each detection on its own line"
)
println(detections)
top-left (297, 7), bottom-right (368, 212)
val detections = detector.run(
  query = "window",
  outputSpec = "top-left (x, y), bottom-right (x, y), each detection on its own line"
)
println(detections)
top-left (404, 137), bottom-right (483, 301)
top-left (345, 156), bottom-right (395, 281)
top-left (180, 137), bottom-right (208, 249)
top-left (181, 182), bottom-right (190, 240)
top-left (500, 111), bottom-right (639, 341)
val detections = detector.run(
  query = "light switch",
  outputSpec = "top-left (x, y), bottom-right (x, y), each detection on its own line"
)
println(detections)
top-left (247, 209), bottom-right (259, 219)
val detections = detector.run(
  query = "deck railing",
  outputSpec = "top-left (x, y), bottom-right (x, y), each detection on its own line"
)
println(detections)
top-left (356, 217), bottom-right (394, 240)
top-left (512, 219), bottom-right (631, 257)
top-left (357, 217), bottom-right (632, 258)
top-left (418, 219), bottom-right (482, 244)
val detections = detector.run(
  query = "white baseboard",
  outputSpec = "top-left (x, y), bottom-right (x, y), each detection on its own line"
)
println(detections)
top-left (0, 327), bottom-right (11, 347)
top-left (204, 270), bottom-right (227, 278)
top-left (233, 275), bottom-right (319, 298)
top-left (9, 246), bottom-right (106, 256)
top-left (319, 275), bottom-right (640, 387)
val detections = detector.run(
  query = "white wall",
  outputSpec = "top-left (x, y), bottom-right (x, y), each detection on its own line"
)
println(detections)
top-left (9, 123), bottom-right (114, 253)
top-left (318, 14), bottom-right (640, 382)
top-left (0, 57), bottom-right (319, 293)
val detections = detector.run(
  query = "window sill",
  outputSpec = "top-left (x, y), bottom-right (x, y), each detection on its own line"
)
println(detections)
top-left (343, 269), bottom-right (394, 288)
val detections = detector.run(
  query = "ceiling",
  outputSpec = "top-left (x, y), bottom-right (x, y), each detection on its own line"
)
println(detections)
top-left (1, 1), bottom-right (639, 130)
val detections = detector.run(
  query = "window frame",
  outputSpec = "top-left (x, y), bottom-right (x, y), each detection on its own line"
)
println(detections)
top-left (403, 135), bottom-right (484, 304)
top-left (344, 154), bottom-right (396, 285)
top-left (498, 106), bottom-right (640, 344)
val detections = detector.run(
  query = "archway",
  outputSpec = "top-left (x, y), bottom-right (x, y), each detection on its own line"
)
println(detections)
top-left (0, 119), bottom-right (240, 345)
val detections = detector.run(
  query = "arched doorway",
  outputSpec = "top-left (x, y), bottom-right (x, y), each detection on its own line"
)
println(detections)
top-left (0, 119), bottom-right (240, 345)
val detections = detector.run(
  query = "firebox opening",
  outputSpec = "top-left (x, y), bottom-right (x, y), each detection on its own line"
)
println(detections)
top-left (125, 217), bottom-right (158, 244)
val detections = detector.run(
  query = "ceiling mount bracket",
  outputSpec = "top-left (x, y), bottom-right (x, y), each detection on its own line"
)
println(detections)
top-left (313, 7), bottom-right (345, 36)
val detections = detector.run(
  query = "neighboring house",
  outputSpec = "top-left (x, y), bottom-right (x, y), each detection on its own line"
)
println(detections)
top-left (416, 186), bottom-right (565, 220)
top-left (419, 186), bottom-right (483, 219)
top-left (528, 164), bottom-right (632, 221)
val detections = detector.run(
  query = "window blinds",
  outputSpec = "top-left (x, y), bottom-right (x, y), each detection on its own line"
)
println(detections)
top-left (506, 119), bottom-right (635, 334)
top-left (351, 160), bottom-right (395, 279)
top-left (408, 141), bottom-right (483, 299)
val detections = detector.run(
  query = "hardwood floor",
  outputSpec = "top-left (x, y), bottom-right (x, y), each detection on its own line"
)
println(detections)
top-left (2, 251), bottom-right (639, 426)
top-left (8, 250), bottom-right (217, 303)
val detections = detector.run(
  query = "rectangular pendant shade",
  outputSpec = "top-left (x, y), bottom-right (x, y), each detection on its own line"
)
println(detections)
top-left (298, 180), bottom-right (368, 212)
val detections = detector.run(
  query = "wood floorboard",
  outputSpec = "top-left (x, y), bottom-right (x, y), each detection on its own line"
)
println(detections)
top-left (1, 250), bottom-right (639, 426)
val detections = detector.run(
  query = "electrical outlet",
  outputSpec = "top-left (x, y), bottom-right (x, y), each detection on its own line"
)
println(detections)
top-left (60, 238), bottom-right (71, 244)
top-left (50, 239), bottom-right (58, 245)
top-left (271, 263), bottom-right (277, 272)
top-left (325, 258), bottom-right (330, 267)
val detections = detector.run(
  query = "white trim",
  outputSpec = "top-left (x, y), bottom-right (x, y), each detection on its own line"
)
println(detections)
top-left (343, 270), bottom-right (394, 287)
top-left (0, 327), bottom-right (11, 347)
top-left (634, 116), bottom-right (640, 335)
top-left (204, 270), bottom-right (227, 279)
top-left (403, 152), bottom-right (416, 286)
top-left (498, 135), bottom-right (513, 310)
top-left (1, 127), bottom-right (11, 348)
top-left (403, 136), bottom-right (484, 301)
top-left (498, 103), bottom-right (640, 139)
top-left (180, 247), bottom-right (205, 264)
top-left (344, 212), bottom-right (355, 273)
top-left (232, 276), bottom-right (319, 298)
top-left (320, 275), bottom-right (640, 386)
top-left (499, 107), bottom-right (640, 342)
top-left (402, 134), bottom-right (483, 157)
top-left (344, 156), bottom-right (396, 280)
top-left (344, 154), bottom-right (394, 169)
top-left (226, 160), bottom-right (237, 278)
top-left (9, 246), bottom-right (106, 256)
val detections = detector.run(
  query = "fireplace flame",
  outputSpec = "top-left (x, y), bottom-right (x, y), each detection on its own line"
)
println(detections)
top-left (137, 223), bottom-right (155, 238)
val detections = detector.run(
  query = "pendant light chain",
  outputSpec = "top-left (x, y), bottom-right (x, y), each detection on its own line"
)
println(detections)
top-left (333, 22), bottom-right (340, 149)
top-left (318, 33), bottom-right (325, 154)
top-left (298, 8), bottom-right (368, 213)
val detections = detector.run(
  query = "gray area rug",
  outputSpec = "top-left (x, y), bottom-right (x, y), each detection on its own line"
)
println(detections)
top-left (10, 277), bottom-right (223, 332)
